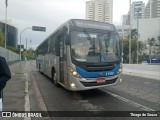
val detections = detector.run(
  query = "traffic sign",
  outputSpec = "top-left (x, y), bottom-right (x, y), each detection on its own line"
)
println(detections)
top-left (32, 26), bottom-right (46, 32)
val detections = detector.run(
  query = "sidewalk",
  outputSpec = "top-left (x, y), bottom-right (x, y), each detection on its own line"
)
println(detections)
top-left (2, 61), bottom-right (50, 120)
top-left (122, 64), bottom-right (160, 80)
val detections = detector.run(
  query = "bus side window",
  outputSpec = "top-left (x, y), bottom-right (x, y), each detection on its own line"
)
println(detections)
top-left (49, 35), bottom-right (56, 55)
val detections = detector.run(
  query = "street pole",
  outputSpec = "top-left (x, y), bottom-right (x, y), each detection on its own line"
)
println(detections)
top-left (19, 26), bottom-right (46, 70)
top-left (129, 0), bottom-right (132, 64)
top-left (26, 38), bottom-right (27, 50)
top-left (19, 27), bottom-right (31, 69)
top-left (121, 15), bottom-right (124, 63)
top-left (4, 0), bottom-right (8, 48)
top-left (137, 11), bottom-right (139, 64)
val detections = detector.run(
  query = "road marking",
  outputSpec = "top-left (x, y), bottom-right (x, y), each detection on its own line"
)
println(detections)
top-left (24, 62), bottom-right (31, 120)
top-left (29, 61), bottom-right (51, 119)
top-left (143, 82), bottom-right (151, 85)
top-left (102, 89), bottom-right (155, 111)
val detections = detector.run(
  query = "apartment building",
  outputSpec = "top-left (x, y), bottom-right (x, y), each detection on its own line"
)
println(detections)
top-left (86, 0), bottom-right (113, 23)
top-left (144, 0), bottom-right (160, 18)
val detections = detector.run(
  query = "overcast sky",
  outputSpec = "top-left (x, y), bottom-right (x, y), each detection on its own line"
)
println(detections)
top-left (0, 0), bottom-right (149, 49)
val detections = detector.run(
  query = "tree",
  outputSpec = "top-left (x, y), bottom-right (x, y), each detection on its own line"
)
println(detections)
top-left (22, 48), bottom-right (36, 60)
top-left (0, 29), bottom-right (4, 47)
top-left (123, 29), bottom-right (145, 63)
top-left (156, 35), bottom-right (160, 56)
top-left (7, 46), bottom-right (19, 54)
top-left (131, 29), bottom-right (138, 39)
top-left (147, 37), bottom-right (156, 58)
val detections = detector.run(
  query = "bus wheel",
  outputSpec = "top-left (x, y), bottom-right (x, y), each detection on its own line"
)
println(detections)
top-left (53, 71), bottom-right (59, 87)
top-left (38, 64), bottom-right (41, 72)
top-left (39, 64), bottom-right (42, 73)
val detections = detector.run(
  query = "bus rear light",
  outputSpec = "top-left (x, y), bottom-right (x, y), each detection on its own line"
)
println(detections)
top-left (69, 67), bottom-right (82, 78)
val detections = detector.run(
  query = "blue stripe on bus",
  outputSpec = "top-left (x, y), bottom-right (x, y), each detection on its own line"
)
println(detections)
top-left (76, 64), bottom-right (120, 78)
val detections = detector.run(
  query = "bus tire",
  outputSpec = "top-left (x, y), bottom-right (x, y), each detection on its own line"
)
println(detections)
top-left (52, 71), bottom-right (60, 87)
top-left (39, 64), bottom-right (42, 73)
top-left (38, 64), bottom-right (41, 72)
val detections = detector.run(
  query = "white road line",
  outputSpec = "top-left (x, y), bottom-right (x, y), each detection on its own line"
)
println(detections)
top-left (102, 89), bottom-right (155, 111)
top-left (24, 62), bottom-right (31, 120)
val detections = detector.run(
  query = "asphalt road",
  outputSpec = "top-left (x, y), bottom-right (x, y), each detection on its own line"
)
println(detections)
top-left (29, 61), bottom-right (160, 120)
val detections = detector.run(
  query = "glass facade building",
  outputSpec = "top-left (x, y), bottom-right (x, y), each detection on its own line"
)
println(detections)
top-left (0, 21), bottom-right (18, 48)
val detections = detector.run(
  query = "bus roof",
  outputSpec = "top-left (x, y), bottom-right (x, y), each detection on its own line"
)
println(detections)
top-left (70, 19), bottom-right (115, 31)
top-left (37, 19), bottom-right (116, 49)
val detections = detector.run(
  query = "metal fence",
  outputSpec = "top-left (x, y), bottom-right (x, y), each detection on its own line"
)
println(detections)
top-left (0, 46), bottom-right (19, 62)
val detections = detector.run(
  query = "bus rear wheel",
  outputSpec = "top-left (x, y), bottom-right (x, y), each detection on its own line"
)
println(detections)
top-left (52, 71), bottom-right (59, 87)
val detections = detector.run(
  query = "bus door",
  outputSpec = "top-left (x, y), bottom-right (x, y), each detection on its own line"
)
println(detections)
top-left (58, 34), bottom-right (67, 85)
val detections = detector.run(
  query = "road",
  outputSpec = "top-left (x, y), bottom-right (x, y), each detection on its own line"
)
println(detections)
top-left (28, 61), bottom-right (160, 120)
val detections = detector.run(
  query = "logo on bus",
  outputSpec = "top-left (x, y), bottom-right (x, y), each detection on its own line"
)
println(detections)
top-left (106, 72), bottom-right (114, 76)
top-left (99, 72), bottom-right (103, 76)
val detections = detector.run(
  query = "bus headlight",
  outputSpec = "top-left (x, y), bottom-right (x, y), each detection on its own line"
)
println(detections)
top-left (69, 67), bottom-right (82, 78)
top-left (117, 68), bottom-right (122, 75)
top-left (71, 83), bottom-right (76, 88)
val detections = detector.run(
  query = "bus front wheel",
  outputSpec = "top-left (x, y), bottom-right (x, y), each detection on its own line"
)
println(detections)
top-left (52, 71), bottom-right (59, 87)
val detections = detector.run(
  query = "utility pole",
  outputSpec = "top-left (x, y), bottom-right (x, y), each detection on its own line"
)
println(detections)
top-left (26, 38), bottom-right (28, 51)
top-left (129, 0), bottom-right (132, 64)
top-left (4, 0), bottom-right (8, 48)
top-left (121, 15), bottom-right (124, 63)
top-left (137, 11), bottom-right (139, 64)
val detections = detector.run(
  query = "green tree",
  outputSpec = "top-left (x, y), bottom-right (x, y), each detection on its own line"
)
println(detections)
top-left (0, 29), bottom-right (4, 47)
top-left (158, 35), bottom-right (160, 41)
top-left (131, 29), bottom-right (138, 39)
top-left (22, 48), bottom-right (36, 60)
top-left (123, 29), bottom-right (145, 63)
top-left (147, 37), bottom-right (156, 58)
top-left (7, 46), bottom-right (19, 54)
top-left (156, 35), bottom-right (160, 56)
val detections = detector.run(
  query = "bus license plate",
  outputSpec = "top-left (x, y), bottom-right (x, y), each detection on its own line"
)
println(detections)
top-left (96, 78), bottom-right (105, 83)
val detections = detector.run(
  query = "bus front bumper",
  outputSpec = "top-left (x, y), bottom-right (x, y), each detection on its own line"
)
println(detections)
top-left (69, 74), bottom-right (122, 91)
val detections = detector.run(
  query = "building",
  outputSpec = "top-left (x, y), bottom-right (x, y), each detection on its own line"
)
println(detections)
top-left (86, 0), bottom-right (95, 20)
top-left (132, 17), bottom-right (160, 43)
top-left (130, 1), bottom-right (145, 20)
top-left (86, 0), bottom-right (113, 23)
top-left (122, 14), bottom-right (130, 26)
top-left (116, 25), bottom-right (130, 38)
top-left (144, 0), bottom-right (160, 18)
top-left (0, 21), bottom-right (18, 48)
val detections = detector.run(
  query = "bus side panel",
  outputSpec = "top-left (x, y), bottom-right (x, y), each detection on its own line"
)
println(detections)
top-left (48, 53), bottom-right (57, 79)
top-left (56, 56), bottom-right (60, 83)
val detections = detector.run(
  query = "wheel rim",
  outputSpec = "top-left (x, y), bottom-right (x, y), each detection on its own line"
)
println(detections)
top-left (53, 72), bottom-right (57, 84)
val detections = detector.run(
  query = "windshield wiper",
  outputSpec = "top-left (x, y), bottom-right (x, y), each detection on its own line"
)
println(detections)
top-left (83, 29), bottom-right (97, 50)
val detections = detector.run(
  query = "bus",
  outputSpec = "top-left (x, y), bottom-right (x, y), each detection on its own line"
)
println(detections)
top-left (36, 19), bottom-right (122, 91)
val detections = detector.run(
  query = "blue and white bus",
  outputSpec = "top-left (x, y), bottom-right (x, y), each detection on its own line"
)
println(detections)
top-left (36, 19), bottom-right (122, 91)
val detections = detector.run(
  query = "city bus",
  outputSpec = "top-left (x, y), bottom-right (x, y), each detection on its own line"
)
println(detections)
top-left (36, 19), bottom-right (122, 91)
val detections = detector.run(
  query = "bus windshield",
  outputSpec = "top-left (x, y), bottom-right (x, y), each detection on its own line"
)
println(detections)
top-left (71, 30), bottom-right (120, 63)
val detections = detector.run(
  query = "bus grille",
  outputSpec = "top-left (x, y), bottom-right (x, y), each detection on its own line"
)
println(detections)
top-left (84, 65), bottom-right (115, 72)
top-left (80, 78), bottom-right (117, 87)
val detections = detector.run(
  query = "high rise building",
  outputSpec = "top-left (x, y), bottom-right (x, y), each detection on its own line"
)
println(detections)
top-left (122, 15), bottom-right (130, 26)
top-left (86, 0), bottom-right (95, 20)
top-left (86, 0), bottom-right (113, 23)
top-left (130, 1), bottom-right (145, 20)
top-left (0, 20), bottom-right (18, 48)
top-left (144, 0), bottom-right (160, 18)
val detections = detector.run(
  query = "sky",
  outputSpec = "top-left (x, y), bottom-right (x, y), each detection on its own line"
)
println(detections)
top-left (0, 0), bottom-right (149, 49)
